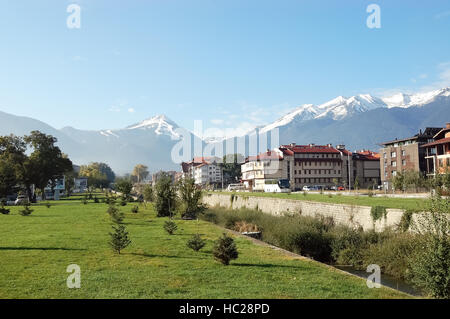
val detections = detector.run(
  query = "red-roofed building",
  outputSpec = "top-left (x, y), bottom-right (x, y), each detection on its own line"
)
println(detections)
top-left (180, 156), bottom-right (223, 186)
top-left (422, 123), bottom-right (450, 176)
top-left (280, 143), bottom-right (344, 190)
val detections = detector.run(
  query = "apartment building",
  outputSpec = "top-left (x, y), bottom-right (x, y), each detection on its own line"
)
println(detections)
top-left (181, 157), bottom-right (223, 186)
top-left (379, 127), bottom-right (441, 189)
top-left (241, 150), bottom-right (287, 191)
top-left (279, 143), bottom-right (343, 190)
top-left (423, 123), bottom-right (450, 176)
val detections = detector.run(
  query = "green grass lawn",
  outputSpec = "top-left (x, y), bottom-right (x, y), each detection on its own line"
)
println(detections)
top-left (212, 191), bottom-right (429, 211)
top-left (0, 198), bottom-right (410, 298)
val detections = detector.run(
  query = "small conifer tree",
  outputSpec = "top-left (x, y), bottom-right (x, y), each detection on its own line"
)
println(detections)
top-left (213, 233), bottom-right (238, 265)
top-left (187, 234), bottom-right (206, 251)
top-left (109, 224), bottom-right (131, 254)
top-left (164, 219), bottom-right (178, 235)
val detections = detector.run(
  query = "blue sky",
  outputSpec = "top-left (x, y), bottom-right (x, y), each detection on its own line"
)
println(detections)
top-left (0, 0), bottom-right (449, 133)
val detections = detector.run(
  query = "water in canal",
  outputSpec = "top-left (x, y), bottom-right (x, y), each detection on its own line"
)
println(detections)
top-left (334, 265), bottom-right (422, 296)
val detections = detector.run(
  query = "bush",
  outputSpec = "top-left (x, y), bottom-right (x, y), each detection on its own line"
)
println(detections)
top-left (19, 204), bottom-right (33, 216)
top-left (164, 219), bottom-right (177, 235)
top-left (331, 226), bottom-right (366, 266)
top-left (187, 234), bottom-right (206, 251)
top-left (93, 196), bottom-right (99, 203)
top-left (44, 202), bottom-right (51, 208)
top-left (213, 233), bottom-right (238, 265)
top-left (371, 206), bottom-right (387, 222)
top-left (398, 210), bottom-right (414, 232)
top-left (131, 205), bottom-right (139, 214)
top-left (143, 184), bottom-right (154, 202)
top-left (109, 224), bottom-right (131, 254)
top-left (409, 195), bottom-right (450, 298)
top-left (119, 197), bottom-right (127, 206)
top-left (0, 204), bottom-right (10, 215)
top-left (82, 197), bottom-right (88, 205)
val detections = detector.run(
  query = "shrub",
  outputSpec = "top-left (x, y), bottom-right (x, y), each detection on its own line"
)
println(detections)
top-left (186, 234), bottom-right (206, 251)
top-left (119, 197), bottom-right (127, 206)
top-left (94, 196), bottom-right (99, 203)
top-left (398, 210), bottom-right (414, 232)
top-left (19, 204), bottom-right (33, 216)
top-left (213, 233), bottom-right (238, 265)
top-left (44, 202), bottom-right (51, 208)
top-left (0, 204), bottom-right (10, 215)
top-left (82, 197), bottom-right (88, 205)
top-left (371, 206), bottom-right (387, 222)
top-left (109, 224), bottom-right (131, 254)
top-left (164, 219), bottom-right (177, 235)
top-left (409, 195), bottom-right (450, 298)
top-left (362, 233), bottom-right (418, 280)
top-left (331, 226), bottom-right (366, 266)
top-left (131, 205), bottom-right (139, 214)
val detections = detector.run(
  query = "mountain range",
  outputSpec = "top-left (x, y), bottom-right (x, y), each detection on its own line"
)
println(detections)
top-left (0, 87), bottom-right (449, 174)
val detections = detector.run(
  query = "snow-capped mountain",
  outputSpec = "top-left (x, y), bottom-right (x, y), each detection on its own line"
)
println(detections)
top-left (125, 114), bottom-right (181, 139)
top-left (0, 87), bottom-right (449, 174)
top-left (259, 87), bottom-right (450, 133)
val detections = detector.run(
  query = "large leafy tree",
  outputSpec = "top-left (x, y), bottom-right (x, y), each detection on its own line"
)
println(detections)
top-left (177, 177), bottom-right (206, 219)
top-left (220, 154), bottom-right (243, 185)
top-left (0, 135), bottom-right (27, 198)
top-left (154, 172), bottom-right (177, 217)
top-left (79, 162), bottom-right (115, 188)
top-left (24, 131), bottom-right (73, 199)
top-left (131, 164), bottom-right (149, 183)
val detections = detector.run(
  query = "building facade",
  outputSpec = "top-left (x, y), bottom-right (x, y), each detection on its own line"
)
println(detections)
top-left (380, 127), bottom-right (441, 189)
top-left (181, 157), bottom-right (223, 187)
top-left (423, 123), bottom-right (450, 176)
top-left (241, 150), bottom-right (287, 191)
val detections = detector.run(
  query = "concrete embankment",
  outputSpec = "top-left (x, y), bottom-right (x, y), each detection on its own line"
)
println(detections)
top-left (202, 193), bottom-right (411, 232)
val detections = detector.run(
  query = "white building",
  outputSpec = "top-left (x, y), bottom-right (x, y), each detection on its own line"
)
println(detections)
top-left (182, 157), bottom-right (223, 186)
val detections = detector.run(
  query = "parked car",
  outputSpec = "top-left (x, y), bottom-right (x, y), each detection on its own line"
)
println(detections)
top-left (14, 195), bottom-right (29, 205)
top-left (302, 186), bottom-right (312, 191)
top-left (337, 186), bottom-right (345, 191)
top-left (330, 186), bottom-right (337, 191)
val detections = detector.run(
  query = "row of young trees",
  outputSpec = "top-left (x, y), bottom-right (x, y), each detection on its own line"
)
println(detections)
top-left (391, 169), bottom-right (450, 193)
top-left (0, 131), bottom-right (73, 201)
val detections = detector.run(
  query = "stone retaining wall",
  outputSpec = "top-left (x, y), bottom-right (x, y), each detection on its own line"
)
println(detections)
top-left (202, 193), bottom-right (408, 232)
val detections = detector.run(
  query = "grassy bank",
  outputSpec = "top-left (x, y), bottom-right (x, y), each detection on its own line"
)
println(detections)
top-left (211, 191), bottom-right (429, 211)
top-left (0, 198), bottom-right (408, 298)
top-left (201, 205), bottom-right (448, 298)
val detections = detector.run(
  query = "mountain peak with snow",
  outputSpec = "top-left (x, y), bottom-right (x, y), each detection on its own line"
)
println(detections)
top-left (126, 114), bottom-right (180, 139)
top-left (259, 87), bottom-right (450, 133)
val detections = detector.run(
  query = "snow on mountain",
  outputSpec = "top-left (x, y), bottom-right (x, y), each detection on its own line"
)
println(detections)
top-left (382, 87), bottom-right (450, 108)
top-left (126, 114), bottom-right (181, 139)
top-left (260, 104), bottom-right (317, 133)
top-left (260, 87), bottom-right (450, 133)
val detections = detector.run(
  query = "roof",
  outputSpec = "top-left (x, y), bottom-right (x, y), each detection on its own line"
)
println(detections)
top-left (246, 151), bottom-right (283, 162)
top-left (354, 150), bottom-right (380, 160)
top-left (280, 144), bottom-right (340, 154)
top-left (381, 127), bottom-right (442, 146)
top-left (421, 137), bottom-right (450, 148)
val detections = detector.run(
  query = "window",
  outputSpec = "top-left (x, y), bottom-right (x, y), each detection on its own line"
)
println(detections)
top-left (402, 160), bottom-right (406, 166)
top-left (392, 170), bottom-right (397, 176)
top-left (401, 150), bottom-right (406, 156)
top-left (391, 152), bottom-right (396, 158)
top-left (383, 153), bottom-right (386, 159)
top-left (391, 161), bottom-right (396, 167)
